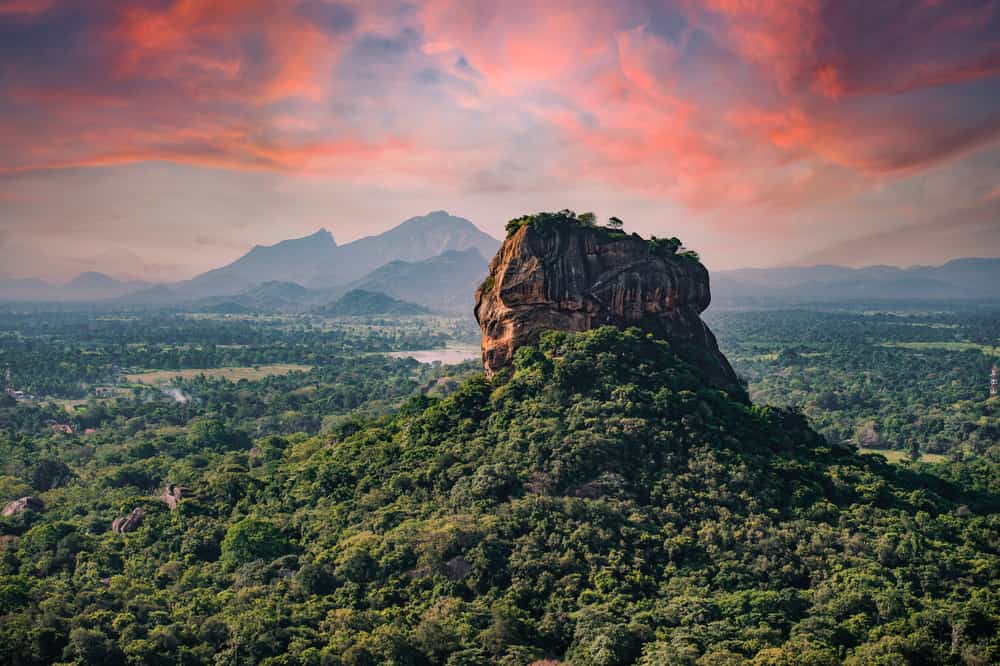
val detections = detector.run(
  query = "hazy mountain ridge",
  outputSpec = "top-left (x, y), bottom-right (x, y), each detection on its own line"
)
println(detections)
top-left (307, 210), bottom-right (498, 288)
top-left (0, 211), bottom-right (499, 304)
top-left (191, 281), bottom-right (332, 314)
top-left (3, 217), bottom-right (996, 308)
top-left (178, 210), bottom-right (498, 298)
top-left (349, 247), bottom-right (489, 313)
top-left (181, 229), bottom-right (338, 297)
top-left (314, 289), bottom-right (429, 316)
top-left (0, 272), bottom-right (153, 302)
top-left (714, 257), bottom-right (1000, 305)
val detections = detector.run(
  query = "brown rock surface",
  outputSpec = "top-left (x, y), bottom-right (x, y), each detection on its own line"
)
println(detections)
top-left (474, 222), bottom-right (739, 390)
top-left (2, 496), bottom-right (43, 517)
top-left (112, 507), bottom-right (147, 534)
top-left (158, 484), bottom-right (186, 511)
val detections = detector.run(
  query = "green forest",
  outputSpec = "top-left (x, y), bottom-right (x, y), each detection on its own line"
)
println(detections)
top-left (707, 308), bottom-right (999, 459)
top-left (1, 304), bottom-right (999, 664)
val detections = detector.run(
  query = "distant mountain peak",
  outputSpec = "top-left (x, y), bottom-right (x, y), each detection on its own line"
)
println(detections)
top-left (126, 212), bottom-right (501, 302)
top-left (268, 228), bottom-right (337, 248)
top-left (66, 271), bottom-right (120, 288)
top-left (397, 210), bottom-right (475, 228)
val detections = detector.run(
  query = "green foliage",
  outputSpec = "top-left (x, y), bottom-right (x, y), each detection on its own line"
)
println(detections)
top-left (186, 418), bottom-right (231, 451)
top-left (1, 309), bottom-right (998, 665)
top-left (220, 518), bottom-right (292, 570)
top-left (649, 235), bottom-right (699, 261)
top-left (504, 211), bottom-right (697, 263)
top-left (480, 275), bottom-right (495, 295)
top-left (0, 309), bottom-right (461, 399)
top-left (317, 289), bottom-right (429, 317)
top-left (30, 459), bottom-right (72, 491)
top-left (709, 308), bottom-right (1000, 458)
top-left (649, 235), bottom-right (682, 255)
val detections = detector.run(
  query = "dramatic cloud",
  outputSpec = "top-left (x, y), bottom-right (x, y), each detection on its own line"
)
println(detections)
top-left (1, 0), bottom-right (999, 278)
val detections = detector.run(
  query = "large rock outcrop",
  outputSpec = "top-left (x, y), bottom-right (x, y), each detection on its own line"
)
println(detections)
top-left (2, 496), bottom-right (43, 517)
top-left (112, 507), bottom-right (146, 534)
top-left (158, 484), bottom-right (186, 511)
top-left (474, 219), bottom-right (740, 390)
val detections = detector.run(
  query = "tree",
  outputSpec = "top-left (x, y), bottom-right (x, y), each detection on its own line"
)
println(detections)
top-left (31, 459), bottom-right (72, 491)
top-left (220, 518), bottom-right (292, 570)
top-left (578, 212), bottom-right (597, 226)
top-left (650, 236), bottom-right (682, 255)
top-left (187, 418), bottom-right (234, 452)
top-left (607, 216), bottom-right (624, 230)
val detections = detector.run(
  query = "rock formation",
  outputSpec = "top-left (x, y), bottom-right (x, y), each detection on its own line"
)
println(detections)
top-left (2, 496), bottom-right (43, 517)
top-left (474, 216), bottom-right (739, 390)
top-left (112, 507), bottom-right (146, 534)
top-left (158, 484), bottom-right (185, 511)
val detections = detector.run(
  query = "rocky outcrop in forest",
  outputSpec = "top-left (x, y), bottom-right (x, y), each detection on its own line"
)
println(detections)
top-left (112, 507), bottom-right (146, 534)
top-left (475, 213), bottom-right (739, 390)
top-left (2, 496), bottom-right (43, 517)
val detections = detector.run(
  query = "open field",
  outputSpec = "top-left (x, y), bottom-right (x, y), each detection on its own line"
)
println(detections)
top-left (878, 341), bottom-right (1000, 356)
top-left (124, 364), bottom-right (312, 384)
top-left (858, 447), bottom-right (949, 464)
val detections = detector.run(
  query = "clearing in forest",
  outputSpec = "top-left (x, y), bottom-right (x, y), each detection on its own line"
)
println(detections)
top-left (124, 364), bottom-right (312, 384)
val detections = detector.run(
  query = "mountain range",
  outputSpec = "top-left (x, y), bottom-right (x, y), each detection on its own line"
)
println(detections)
top-left (0, 211), bottom-right (498, 311)
top-left (172, 209), bottom-right (498, 299)
top-left (0, 272), bottom-right (153, 302)
top-left (2, 212), bottom-right (997, 310)
top-left (713, 257), bottom-right (1000, 306)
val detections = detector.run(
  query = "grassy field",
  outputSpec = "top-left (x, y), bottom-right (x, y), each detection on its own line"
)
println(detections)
top-left (125, 364), bottom-right (312, 385)
top-left (858, 447), bottom-right (948, 464)
top-left (878, 341), bottom-right (1000, 356)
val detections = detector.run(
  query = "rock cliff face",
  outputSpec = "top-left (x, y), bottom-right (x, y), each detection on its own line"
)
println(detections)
top-left (474, 221), bottom-right (740, 390)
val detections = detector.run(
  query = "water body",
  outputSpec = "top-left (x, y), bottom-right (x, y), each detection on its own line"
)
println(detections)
top-left (388, 346), bottom-right (480, 364)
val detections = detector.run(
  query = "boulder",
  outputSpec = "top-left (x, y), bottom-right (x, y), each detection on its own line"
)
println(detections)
top-left (2, 496), bottom-right (43, 517)
top-left (475, 219), bottom-right (739, 390)
top-left (112, 507), bottom-right (147, 534)
top-left (158, 484), bottom-right (185, 511)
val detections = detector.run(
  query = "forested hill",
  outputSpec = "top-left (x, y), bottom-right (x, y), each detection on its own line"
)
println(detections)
top-left (2, 327), bottom-right (998, 664)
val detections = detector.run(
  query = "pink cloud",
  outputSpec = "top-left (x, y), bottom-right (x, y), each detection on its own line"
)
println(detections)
top-left (2, 0), bottom-right (1000, 219)
top-left (0, 0), bottom-right (54, 15)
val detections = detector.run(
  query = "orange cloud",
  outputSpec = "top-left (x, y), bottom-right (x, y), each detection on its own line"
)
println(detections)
top-left (2, 0), bottom-right (1000, 217)
top-left (110, 0), bottom-right (337, 103)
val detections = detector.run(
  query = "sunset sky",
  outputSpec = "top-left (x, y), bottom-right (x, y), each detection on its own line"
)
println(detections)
top-left (2, 0), bottom-right (1000, 281)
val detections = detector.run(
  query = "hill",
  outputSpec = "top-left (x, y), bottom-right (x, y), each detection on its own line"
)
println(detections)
top-left (0, 272), bottom-right (152, 302)
top-left (247, 328), bottom-right (1000, 663)
top-left (176, 211), bottom-right (500, 300)
top-left (351, 247), bottom-right (489, 313)
top-left (315, 289), bottom-right (429, 316)
top-left (191, 281), bottom-right (321, 314)
top-left (178, 229), bottom-right (339, 299)
top-left (476, 211), bottom-right (737, 389)
top-left (714, 257), bottom-right (1000, 306)
top-left (2, 327), bottom-right (998, 664)
top-left (0, 277), bottom-right (54, 301)
top-left (309, 210), bottom-right (499, 287)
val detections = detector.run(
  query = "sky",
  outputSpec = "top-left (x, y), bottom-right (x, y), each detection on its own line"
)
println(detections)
top-left (1, 0), bottom-right (999, 282)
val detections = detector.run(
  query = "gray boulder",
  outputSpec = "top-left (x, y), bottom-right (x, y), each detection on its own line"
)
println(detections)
top-left (112, 507), bottom-right (147, 534)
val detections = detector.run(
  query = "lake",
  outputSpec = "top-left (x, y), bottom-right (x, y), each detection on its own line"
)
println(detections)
top-left (388, 346), bottom-right (480, 364)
